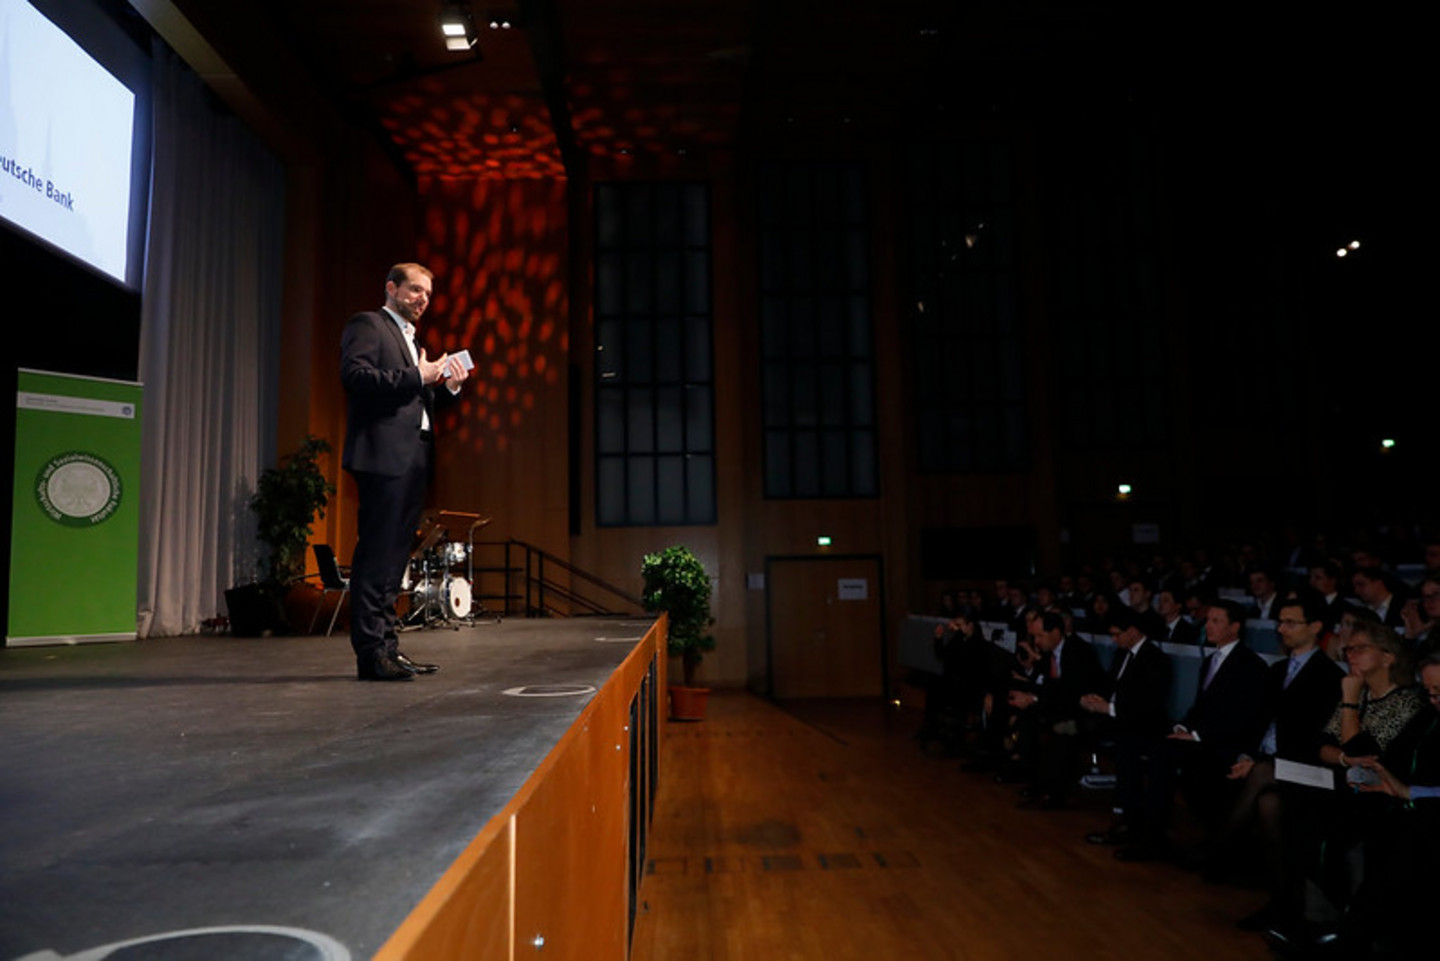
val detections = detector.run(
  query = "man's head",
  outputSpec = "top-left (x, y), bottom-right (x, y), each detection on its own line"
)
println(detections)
top-left (1030, 610), bottom-right (1066, 653)
top-left (1421, 575), bottom-right (1440, 621)
top-left (1420, 653), bottom-right (1440, 711)
top-left (1155, 588), bottom-right (1181, 622)
top-left (385, 263), bottom-right (434, 324)
top-left (1108, 607), bottom-right (1143, 650)
top-left (1128, 580), bottom-right (1152, 611)
top-left (1205, 598), bottom-right (1247, 647)
top-left (1277, 596), bottom-right (1324, 655)
top-left (1308, 560), bottom-right (1342, 597)
top-left (1352, 567), bottom-right (1392, 605)
top-left (1248, 568), bottom-right (1277, 602)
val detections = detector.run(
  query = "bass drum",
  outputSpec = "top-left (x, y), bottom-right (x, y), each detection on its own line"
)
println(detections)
top-left (444, 578), bottom-right (472, 619)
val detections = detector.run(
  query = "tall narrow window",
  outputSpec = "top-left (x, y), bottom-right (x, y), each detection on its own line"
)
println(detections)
top-left (1050, 133), bottom-right (1168, 448)
top-left (594, 183), bottom-right (715, 526)
top-left (758, 162), bottom-right (878, 499)
top-left (908, 141), bottom-right (1028, 472)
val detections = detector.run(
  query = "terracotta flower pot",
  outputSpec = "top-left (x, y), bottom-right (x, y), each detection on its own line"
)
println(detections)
top-left (668, 685), bottom-right (710, 721)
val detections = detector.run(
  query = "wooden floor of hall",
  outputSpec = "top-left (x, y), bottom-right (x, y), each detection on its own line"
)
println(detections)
top-left (629, 692), bottom-right (1273, 961)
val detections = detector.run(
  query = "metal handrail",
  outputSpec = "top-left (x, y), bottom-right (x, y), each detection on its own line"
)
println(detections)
top-left (473, 539), bottom-right (644, 618)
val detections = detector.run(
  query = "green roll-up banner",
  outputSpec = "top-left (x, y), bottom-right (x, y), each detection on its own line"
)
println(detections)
top-left (8, 369), bottom-right (142, 646)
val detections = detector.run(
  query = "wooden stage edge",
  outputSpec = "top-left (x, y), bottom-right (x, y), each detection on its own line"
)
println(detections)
top-left (375, 613), bottom-right (668, 961)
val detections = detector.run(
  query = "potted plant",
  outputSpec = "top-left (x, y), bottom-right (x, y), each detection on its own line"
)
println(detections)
top-left (641, 545), bottom-right (716, 720)
top-left (226, 435), bottom-right (335, 635)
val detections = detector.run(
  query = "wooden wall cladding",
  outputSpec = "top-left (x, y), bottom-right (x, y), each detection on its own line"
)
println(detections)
top-left (375, 618), bottom-right (666, 960)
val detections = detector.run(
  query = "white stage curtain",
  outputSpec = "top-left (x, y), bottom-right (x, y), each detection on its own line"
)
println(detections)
top-left (136, 45), bottom-right (285, 638)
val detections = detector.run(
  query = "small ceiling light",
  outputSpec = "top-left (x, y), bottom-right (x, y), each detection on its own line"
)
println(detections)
top-left (1336, 248), bottom-right (1348, 258)
top-left (1116, 483), bottom-right (1133, 502)
top-left (1349, 240), bottom-right (1361, 250)
top-left (1381, 438), bottom-right (1396, 451)
top-left (817, 535), bottom-right (832, 547)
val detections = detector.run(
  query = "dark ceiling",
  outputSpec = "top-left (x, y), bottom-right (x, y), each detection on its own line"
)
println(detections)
top-left (234, 0), bottom-right (1268, 180)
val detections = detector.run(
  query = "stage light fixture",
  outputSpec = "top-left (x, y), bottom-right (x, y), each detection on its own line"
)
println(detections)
top-left (439, 4), bottom-right (478, 51)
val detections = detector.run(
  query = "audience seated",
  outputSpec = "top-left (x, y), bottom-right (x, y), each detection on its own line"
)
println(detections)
top-left (1165, 600), bottom-right (1270, 835)
top-left (1155, 587), bottom-right (1199, 645)
top-left (1079, 608), bottom-right (1174, 860)
top-left (1247, 567), bottom-right (1283, 621)
top-left (1265, 622), bottom-right (1424, 947)
top-left (1212, 594), bottom-right (1345, 929)
top-left (1006, 611), bottom-right (1105, 810)
top-left (1126, 579), bottom-right (1167, 642)
top-left (1400, 573), bottom-right (1440, 659)
top-left (1352, 565), bottom-right (1407, 629)
top-left (924, 525), bottom-right (1440, 953)
top-left (1306, 559), bottom-right (1350, 633)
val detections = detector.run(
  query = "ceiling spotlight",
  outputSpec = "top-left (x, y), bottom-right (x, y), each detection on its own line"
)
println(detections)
top-left (1336, 248), bottom-right (1348, 258)
top-left (439, 4), bottom-right (477, 51)
top-left (488, 16), bottom-right (513, 29)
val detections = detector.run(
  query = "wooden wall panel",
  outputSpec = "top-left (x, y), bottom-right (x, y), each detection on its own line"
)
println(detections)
top-left (375, 620), bottom-right (664, 961)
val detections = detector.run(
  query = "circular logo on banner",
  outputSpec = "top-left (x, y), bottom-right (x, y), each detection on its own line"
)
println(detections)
top-left (36, 452), bottom-right (123, 526)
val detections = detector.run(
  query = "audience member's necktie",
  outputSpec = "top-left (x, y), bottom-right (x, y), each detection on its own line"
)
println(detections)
top-left (1050, 651), bottom-right (1060, 679)
top-left (1202, 651), bottom-right (1222, 690)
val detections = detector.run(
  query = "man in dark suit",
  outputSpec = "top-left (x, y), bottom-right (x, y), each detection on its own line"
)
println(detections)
top-left (1352, 566), bottom-right (1407, 629)
top-left (1166, 599), bottom-right (1270, 830)
top-left (1081, 608), bottom-right (1173, 859)
top-left (1216, 593), bottom-right (1345, 928)
top-left (1008, 611), bottom-right (1106, 808)
top-left (1307, 559), bottom-right (1350, 633)
top-left (1126, 579), bottom-right (1167, 641)
top-left (341, 262), bottom-right (469, 681)
top-left (1155, 587), bottom-right (1200, 645)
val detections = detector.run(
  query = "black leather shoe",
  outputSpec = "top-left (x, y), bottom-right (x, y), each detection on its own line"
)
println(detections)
top-left (394, 652), bottom-right (438, 674)
top-left (358, 655), bottom-right (415, 681)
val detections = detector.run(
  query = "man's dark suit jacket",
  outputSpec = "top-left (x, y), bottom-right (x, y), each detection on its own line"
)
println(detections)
top-left (1180, 643), bottom-right (1269, 763)
top-left (1110, 639), bottom-right (1172, 740)
top-left (1037, 635), bottom-right (1105, 723)
top-left (1161, 617), bottom-right (1200, 646)
top-left (341, 309), bottom-right (448, 477)
top-left (1261, 651), bottom-right (1345, 763)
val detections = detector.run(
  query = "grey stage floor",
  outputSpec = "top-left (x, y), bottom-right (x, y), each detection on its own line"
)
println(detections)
top-left (0, 616), bottom-right (657, 960)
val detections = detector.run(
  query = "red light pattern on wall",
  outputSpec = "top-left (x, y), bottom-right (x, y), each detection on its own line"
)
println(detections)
top-left (568, 70), bottom-right (740, 161)
top-left (415, 177), bottom-right (569, 455)
top-left (378, 86), bottom-right (565, 180)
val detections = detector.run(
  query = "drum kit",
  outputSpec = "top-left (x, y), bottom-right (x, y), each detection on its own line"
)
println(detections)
top-left (400, 509), bottom-right (492, 629)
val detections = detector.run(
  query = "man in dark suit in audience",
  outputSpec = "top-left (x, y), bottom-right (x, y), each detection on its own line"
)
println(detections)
top-left (1353, 566), bottom-right (1407, 629)
top-left (1127, 579), bottom-right (1167, 641)
top-left (1081, 608), bottom-right (1173, 859)
top-left (1008, 611), bottom-right (1105, 808)
top-left (1155, 587), bottom-right (1200, 645)
top-left (1247, 567), bottom-right (1283, 621)
top-left (1307, 559), bottom-right (1350, 633)
top-left (1215, 593), bottom-right (1345, 927)
top-left (1166, 599), bottom-right (1271, 830)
